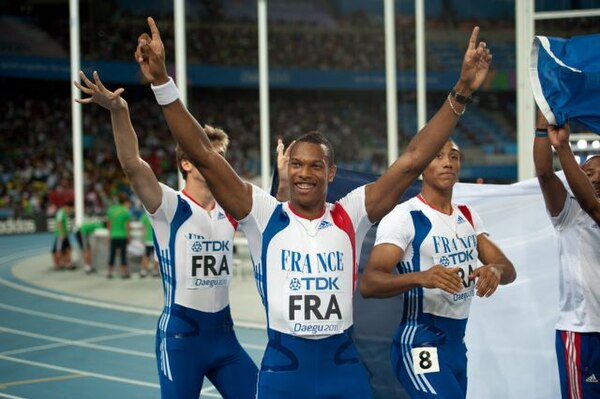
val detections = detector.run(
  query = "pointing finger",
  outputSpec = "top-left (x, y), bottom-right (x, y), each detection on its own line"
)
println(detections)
top-left (468, 26), bottom-right (480, 50)
top-left (147, 17), bottom-right (161, 41)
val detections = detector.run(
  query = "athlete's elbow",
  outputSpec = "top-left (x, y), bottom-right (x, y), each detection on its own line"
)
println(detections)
top-left (359, 279), bottom-right (374, 298)
top-left (501, 263), bottom-right (517, 285)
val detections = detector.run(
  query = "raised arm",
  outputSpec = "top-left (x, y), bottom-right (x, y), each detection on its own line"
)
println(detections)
top-left (533, 109), bottom-right (567, 217)
top-left (549, 124), bottom-right (600, 224)
top-left (135, 17), bottom-right (251, 220)
top-left (360, 244), bottom-right (462, 299)
top-left (364, 26), bottom-right (492, 222)
top-left (468, 234), bottom-right (516, 298)
top-left (74, 71), bottom-right (162, 213)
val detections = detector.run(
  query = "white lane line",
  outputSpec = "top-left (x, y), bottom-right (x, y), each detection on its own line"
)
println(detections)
top-left (0, 354), bottom-right (222, 398)
top-left (0, 328), bottom-right (153, 358)
top-left (0, 392), bottom-right (27, 399)
top-left (0, 303), bottom-right (154, 334)
top-left (0, 354), bottom-right (159, 387)
top-left (0, 248), bottom-right (265, 351)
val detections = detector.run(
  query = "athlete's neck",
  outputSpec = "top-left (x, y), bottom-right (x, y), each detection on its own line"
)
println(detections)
top-left (183, 180), bottom-right (216, 210)
top-left (288, 200), bottom-right (326, 221)
top-left (419, 187), bottom-right (453, 215)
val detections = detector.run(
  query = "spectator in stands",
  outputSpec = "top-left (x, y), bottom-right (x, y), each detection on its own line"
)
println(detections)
top-left (74, 69), bottom-right (259, 398)
top-left (534, 111), bottom-right (600, 399)
top-left (106, 193), bottom-right (132, 279)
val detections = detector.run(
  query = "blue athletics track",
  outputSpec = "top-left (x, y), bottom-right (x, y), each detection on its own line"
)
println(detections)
top-left (0, 233), bottom-right (267, 399)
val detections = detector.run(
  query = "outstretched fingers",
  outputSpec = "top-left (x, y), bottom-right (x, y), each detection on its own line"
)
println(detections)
top-left (79, 70), bottom-right (97, 91)
top-left (92, 70), bottom-right (107, 92)
top-left (73, 80), bottom-right (92, 95)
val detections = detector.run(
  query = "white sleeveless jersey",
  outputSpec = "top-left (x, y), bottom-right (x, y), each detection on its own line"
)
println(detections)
top-left (551, 195), bottom-right (600, 332)
top-left (375, 196), bottom-right (487, 320)
top-left (238, 185), bottom-right (372, 339)
top-left (149, 183), bottom-right (237, 313)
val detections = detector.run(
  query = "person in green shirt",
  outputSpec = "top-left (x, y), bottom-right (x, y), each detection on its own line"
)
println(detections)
top-left (74, 220), bottom-right (105, 274)
top-left (52, 201), bottom-right (74, 270)
top-left (106, 193), bottom-right (132, 278)
top-left (139, 211), bottom-right (159, 277)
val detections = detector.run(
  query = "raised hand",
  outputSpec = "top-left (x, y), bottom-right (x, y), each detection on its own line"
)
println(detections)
top-left (276, 138), bottom-right (295, 179)
top-left (468, 264), bottom-right (501, 297)
top-left (548, 123), bottom-right (571, 149)
top-left (274, 138), bottom-right (295, 201)
top-left (134, 17), bottom-right (168, 85)
top-left (420, 265), bottom-right (463, 294)
top-left (74, 70), bottom-right (126, 111)
top-left (458, 26), bottom-right (493, 93)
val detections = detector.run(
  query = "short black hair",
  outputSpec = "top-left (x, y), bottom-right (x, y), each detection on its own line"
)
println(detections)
top-left (293, 130), bottom-right (335, 166)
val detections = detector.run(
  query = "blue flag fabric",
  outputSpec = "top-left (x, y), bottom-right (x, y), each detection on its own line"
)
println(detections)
top-left (271, 168), bottom-right (421, 398)
top-left (530, 34), bottom-right (600, 134)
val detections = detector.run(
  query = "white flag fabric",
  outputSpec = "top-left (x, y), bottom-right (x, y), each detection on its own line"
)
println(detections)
top-left (455, 178), bottom-right (561, 399)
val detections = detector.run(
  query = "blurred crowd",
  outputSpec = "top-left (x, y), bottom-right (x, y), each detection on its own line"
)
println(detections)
top-left (1, 78), bottom-right (520, 220)
top-left (4, 0), bottom-right (593, 220)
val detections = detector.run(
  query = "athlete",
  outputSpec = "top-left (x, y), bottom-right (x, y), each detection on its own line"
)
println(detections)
top-left (74, 71), bottom-right (258, 399)
top-left (360, 140), bottom-right (516, 398)
top-left (534, 111), bottom-right (600, 399)
top-left (135, 17), bottom-right (492, 398)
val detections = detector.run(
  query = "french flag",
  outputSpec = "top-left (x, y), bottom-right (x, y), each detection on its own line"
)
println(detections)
top-left (530, 33), bottom-right (600, 134)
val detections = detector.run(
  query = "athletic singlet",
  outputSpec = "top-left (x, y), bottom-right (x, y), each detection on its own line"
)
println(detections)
top-left (238, 185), bottom-right (372, 339)
top-left (551, 195), bottom-right (600, 333)
top-left (149, 183), bottom-right (238, 313)
top-left (375, 196), bottom-right (486, 324)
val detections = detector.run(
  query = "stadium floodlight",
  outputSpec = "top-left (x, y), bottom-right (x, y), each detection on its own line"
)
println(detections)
top-left (592, 140), bottom-right (600, 150)
top-left (577, 139), bottom-right (588, 150)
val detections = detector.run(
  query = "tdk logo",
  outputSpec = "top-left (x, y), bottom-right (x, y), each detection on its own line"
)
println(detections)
top-left (439, 256), bottom-right (450, 267)
top-left (289, 277), bottom-right (340, 291)
top-left (289, 278), bottom-right (302, 291)
top-left (457, 215), bottom-right (466, 224)
top-left (217, 212), bottom-right (226, 220)
top-left (318, 220), bottom-right (332, 230)
top-left (192, 241), bottom-right (202, 252)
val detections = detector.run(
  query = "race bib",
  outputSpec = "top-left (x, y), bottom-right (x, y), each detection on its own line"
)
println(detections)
top-left (411, 347), bottom-right (440, 374)
top-left (285, 275), bottom-right (345, 336)
top-left (185, 234), bottom-right (232, 289)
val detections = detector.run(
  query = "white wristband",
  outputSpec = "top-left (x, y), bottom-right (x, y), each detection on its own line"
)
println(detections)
top-left (151, 77), bottom-right (179, 105)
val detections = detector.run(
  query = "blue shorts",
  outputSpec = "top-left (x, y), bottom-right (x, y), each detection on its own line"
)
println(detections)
top-left (156, 305), bottom-right (258, 399)
top-left (556, 330), bottom-right (600, 399)
top-left (391, 316), bottom-right (468, 399)
top-left (257, 328), bottom-right (373, 399)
